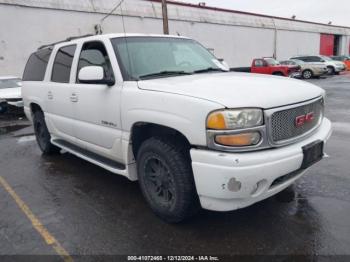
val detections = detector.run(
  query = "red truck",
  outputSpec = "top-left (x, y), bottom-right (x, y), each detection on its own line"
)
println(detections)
top-left (251, 58), bottom-right (301, 77)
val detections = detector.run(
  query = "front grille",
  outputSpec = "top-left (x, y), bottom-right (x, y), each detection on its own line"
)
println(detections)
top-left (270, 98), bottom-right (324, 143)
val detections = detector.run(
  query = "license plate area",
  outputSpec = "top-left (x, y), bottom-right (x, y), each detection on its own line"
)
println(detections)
top-left (301, 140), bottom-right (324, 169)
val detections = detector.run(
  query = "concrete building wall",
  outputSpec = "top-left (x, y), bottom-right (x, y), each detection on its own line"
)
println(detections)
top-left (0, 0), bottom-right (349, 76)
top-left (276, 31), bottom-right (321, 60)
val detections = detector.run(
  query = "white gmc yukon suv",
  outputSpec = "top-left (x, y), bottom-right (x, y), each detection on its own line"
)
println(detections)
top-left (22, 34), bottom-right (332, 223)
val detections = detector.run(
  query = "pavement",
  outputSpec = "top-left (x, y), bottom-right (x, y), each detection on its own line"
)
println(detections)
top-left (0, 73), bottom-right (350, 261)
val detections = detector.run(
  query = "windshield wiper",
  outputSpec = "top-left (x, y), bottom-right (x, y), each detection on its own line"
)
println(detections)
top-left (138, 70), bottom-right (192, 79)
top-left (193, 67), bottom-right (227, 74)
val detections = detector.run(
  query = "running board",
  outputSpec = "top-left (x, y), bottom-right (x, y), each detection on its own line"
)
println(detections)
top-left (52, 139), bottom-right (126, 174)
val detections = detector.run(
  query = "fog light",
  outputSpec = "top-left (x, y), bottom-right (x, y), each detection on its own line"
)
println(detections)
top-left (250, 179), bottom-right (268, 196)
top-left (215, 132), bottom-right (261, 147)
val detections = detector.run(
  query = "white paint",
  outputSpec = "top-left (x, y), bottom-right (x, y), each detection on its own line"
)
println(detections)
top-left (78, 66), bottom-right (104, 82)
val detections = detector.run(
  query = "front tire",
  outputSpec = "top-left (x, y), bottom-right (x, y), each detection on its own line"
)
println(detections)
top-left (137, 137), bottom-right (200, 223)
top-left (33, 111), bottom-right (60, 154)
top-left (327, 66), bottom-right (335, 75)
top-left (302, 69), bottom-right (313, 79)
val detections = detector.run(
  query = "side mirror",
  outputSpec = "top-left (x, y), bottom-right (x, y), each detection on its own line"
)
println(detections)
top-left (78, 66), bottom-right (115, 86)
top-left (320, 59), bottom-right (326, 62)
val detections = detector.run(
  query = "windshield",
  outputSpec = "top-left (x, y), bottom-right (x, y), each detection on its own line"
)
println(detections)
top-left (0, 78), bottom-right (21, 89)
top-left (111, 37), bottom-right (228, 80)
top-left (264, 58), bottom-right (280, 66)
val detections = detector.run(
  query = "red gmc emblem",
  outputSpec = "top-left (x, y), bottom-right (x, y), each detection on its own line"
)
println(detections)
top-left (295, 112), bottom-right (314, 127)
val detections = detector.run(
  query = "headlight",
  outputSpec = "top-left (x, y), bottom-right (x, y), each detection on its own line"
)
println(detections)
top-left (207, 109), bottom-right (263, 130)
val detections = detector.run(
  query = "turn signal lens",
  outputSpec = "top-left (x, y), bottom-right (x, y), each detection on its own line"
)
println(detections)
top-left (215, 132), bottom-right (261, 147)
top-left (207, 112), bottom-right (227, 129)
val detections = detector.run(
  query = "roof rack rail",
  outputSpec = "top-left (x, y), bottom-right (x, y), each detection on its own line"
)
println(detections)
top-left (38, 34), bottom-right (95, 50)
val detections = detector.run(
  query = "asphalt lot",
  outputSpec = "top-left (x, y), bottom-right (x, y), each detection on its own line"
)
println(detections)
top-left (0, 73), bottom-right (350, 260)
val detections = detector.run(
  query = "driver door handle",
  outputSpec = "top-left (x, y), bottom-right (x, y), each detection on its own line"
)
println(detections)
top-left (70, 93), bottom-right (78, 103)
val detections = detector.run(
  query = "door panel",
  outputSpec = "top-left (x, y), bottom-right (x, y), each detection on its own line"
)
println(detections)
top-left (72, 40), bottom-right (122, 159)
top-left (45, 45), bottom-right (77, 140)
top-left (73, 84), bottom-right (122, 149)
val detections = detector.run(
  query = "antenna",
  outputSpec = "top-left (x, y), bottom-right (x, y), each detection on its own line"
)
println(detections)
top-left (98, 0), bottom-right (125, 34)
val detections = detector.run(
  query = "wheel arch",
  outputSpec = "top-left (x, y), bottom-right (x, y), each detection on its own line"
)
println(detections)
top-left (272, 71), bottom-right (284, 76)
top-left (30, 103), bottom-right (43, 115)
top-left (129, 122), bottom-right (192, 161)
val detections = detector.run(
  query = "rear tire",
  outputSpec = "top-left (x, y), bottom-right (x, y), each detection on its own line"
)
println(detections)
top-left (33, 110), bottom-right (60, 154)
top-left (302, 70), bottom-right (313, 79)
top-left (137, 137), bottom-right (200, 223)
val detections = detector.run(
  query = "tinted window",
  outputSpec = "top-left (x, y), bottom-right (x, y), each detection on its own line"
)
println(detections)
top-left (293, 56), bottom-right (308, 62)
top-left (23, 48), bottom-right (52, 81)
top-left (254, 60), bottom-right (264, 67)
top-left (51, 45), bottom-right (76, 83)
top-left (309, 56), bottom-right (322, 62)
top-left (77, 41), bottom-right (113, 83)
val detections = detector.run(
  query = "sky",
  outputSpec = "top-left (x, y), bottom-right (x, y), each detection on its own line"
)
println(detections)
top-left (173, 0), bottom-right (350, 27)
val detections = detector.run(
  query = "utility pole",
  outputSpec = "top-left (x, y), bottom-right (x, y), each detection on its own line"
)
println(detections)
top-left (161, 0), bottom-right (169, 34)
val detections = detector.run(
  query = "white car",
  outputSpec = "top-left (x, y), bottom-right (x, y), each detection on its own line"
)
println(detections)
top-left (290, 55), bottom-right (346, 75)
top-left (0, 76), bottom-right (23, 113)
top-left (22, 34), bottom-right (332, 223)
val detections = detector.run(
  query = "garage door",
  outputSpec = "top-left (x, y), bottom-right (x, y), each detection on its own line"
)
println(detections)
top-left (320, 34), bottom-right (334, 56)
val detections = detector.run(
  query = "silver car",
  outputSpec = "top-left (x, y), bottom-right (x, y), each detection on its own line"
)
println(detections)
top-left (280, 59), bottom-right (328, 79)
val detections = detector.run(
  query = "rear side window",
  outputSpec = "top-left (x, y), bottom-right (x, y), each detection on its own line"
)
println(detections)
top-left (51, 45), bottom-right (76, 83)
top-left (309, 56), bottom-right (322, 62)
top-left (23, 48), bottom-right (52, 81)
top-left (293, 56), bottom-right (307, 62)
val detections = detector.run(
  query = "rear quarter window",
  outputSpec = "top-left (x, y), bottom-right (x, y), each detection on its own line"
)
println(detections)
top-left (23, 48), bottom-right (52, 81)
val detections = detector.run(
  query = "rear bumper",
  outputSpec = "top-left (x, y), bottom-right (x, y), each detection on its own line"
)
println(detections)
top-left (190, 118), bottom-right (332, 212)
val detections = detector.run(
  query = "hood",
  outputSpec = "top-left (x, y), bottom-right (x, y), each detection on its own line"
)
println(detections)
top-left (328, 61), bottom-right (344, 66)
top-left (0, 87), bottom-right (21, 99)
top-left (137, 72), bottom-right (324, 109)
top-left (335, 61), bottom-right (345, 66)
